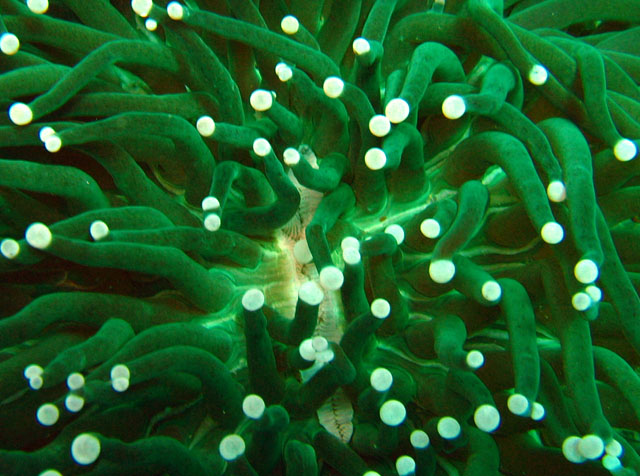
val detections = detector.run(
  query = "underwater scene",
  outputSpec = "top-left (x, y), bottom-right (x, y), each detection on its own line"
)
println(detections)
top-left (1, 0), bottom-right (640, 475)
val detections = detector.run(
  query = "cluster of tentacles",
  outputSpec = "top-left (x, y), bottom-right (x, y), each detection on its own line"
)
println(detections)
top-left (1, 0), bottom-right (640, 475)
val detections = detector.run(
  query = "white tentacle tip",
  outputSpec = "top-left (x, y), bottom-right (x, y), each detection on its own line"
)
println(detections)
top-left (252, 138), bottom-right (272, 157)
top-left (540, 222), bottom-right (564, 244)
top-left (196, 116), bottom-right (215, 137)
top-left (8, 102), bottom-right (32, 125)
top-left (353, 37), bottom-right (371, 56)
top-left (249, 89), bottom-right (274, 112)
top-left (574, 259), bottom-right (598, 284)
top-left (429, 259), bottom-right (455, 283)
top-left (385, 98), bottom-right (410, 124)
top-left (281, 15), bottom-right (300, 35)
top-left (27, 0), bottom-right (49, 14)
top-left (25, 223), bottom-right (52, 250)
top-left (166, 1), bottom-right (185, 20)
top-left (614, 138), bottom-right (637, 162)
top-left (131, 0), bottom-right (153, 17)
top-left (71, 433), bottom-right (101, 465)
top-left (1, 238), bottom-right (20, 259)
top-left (442, 95), bottom-right (466, 119)
top-left (547, 181), bottom-right (566, 202)
top-left (242, 288), bottom-right (265, 311)
top-left (0, 33), bottom-right (20, 56)
top-left (323, 77), bottom-right (344, 98)
top-left (528, 64), bottom-right (548, 85)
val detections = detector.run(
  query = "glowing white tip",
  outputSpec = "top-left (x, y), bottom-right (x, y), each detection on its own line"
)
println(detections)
top-left (0, 33), bottom-right (20, 56)
top-left (249, 89), bottom-right (273, 112)
top-left (606, 439), bottom-right (623, 457)
top-left (315, 347), bottom-right (335, 364)
top-left (474, 404), bottom-right (500, 432)
top-left (323, 76), bottom-right (344, 98)
top-left (614, 139), bottom-right (637, 162)
top-left (320, 266), bottom-right (344, 290)
top-left (546, 180), bottom-right (566, 202)
top-left (369, 114), bottom-right (391, 137)
top-left (204, 213), bottom-right (221, 232)
top-left (196, 116), bottom-right (215, 137)
top-left (481, 281), bottom-right (502, 302)
top-left (29, 375), bottom-right (43, 390)
top-left (89, 220), bottom-right (109, 241)
top-left (385, 224), bottom-right (405, 244)
top-left (370, 367), bottom-right (393, 392)
top-left (562, 436), bottom-right (586, 463)
top-left (39, 127), bottom-right (56, 142)
top-left (579, 434), bottom-right (605, 460)
top-left (420, 218), bottom-right (441, 239)
top-left (110, 364), bottom-right (130, 381)
top-left (242, 288), bottom-right (265, 311)
top-left (437, 416), bottom-right (461, 439)
top-left (442, 95), bottom-right (466, 119)
top-left (112, 377), bottom-right (130, 392)
top-left (24, 364), bottom-right (44, 379)
top-left (574, 259), bottom-right (598, 284)
top-left (585, 285), bottom-right (602, 303)
top-left (352, 37), bottom-right (371, 56)
top-left (396, 455), bottom-right (416, 476)
top-left (131, 0), bottom-right (153, 17)
top-left (293, 239), bottom-right (313, 264)
top-left (280, 15), bottom-right (299, 34)
top-left (1, 238), bottom-right (20, 259)
top-left (364, 148), bottom-right (387, 170)
top-left (166, 1), bottom-right (184, 20)
top-left (603, 455), bottom-right (622, 471)
top-left (219, 434), bottom-right (246, 461)
top-left (27, 0), bottom-right (49, 14)
top-left (283, 147), bottom-right (301, 166)
top-left (145, 18), bottom-right (158, 31)
top-left (528, 64), bottom-right (548, 85)
top-left (312, 336), bottom-right (328, 353)
top-left (252, 138), bottom-right (272, 157)
top-left (66, 373), bottom-right (85, 391)
top-left (341, 236), bottom-right (360, 251)
top-left (37, 403), bottom-right (60, 426)
top-left (343, 247), bottom-right (361, 265)
top-left (299, 339), bottom-right (316, 361)
top-left (385, 98), bottom-right (410, 124)
top-left (571, 292), bottom-right (592, 311)
top-left (71, 433), bottom-right (101, 465)
top-left (201, 196), bottom-right (220, 211)
top-left (380, 400), bottom-right (406, 426)
top-left (429, 259), bottom-right (455, 283)
top-left (65, 394), bottom-right (85, 413)
top-left (363, 472), bottom-right (382, 476)
top-left (299, 281), bottom-right (324, 306)
top-left (371, 298), bottom-right (391, 319)
top-left (38, 470), bottom-right (62, 476)
top-left (410, 429), bottom-right (430, 449)
top-left (540, 222), bottom-right (564, 244)
top-left (466, 349), bottom-right (485, 369)
top-left (25, 223), bottom-right (52, 249)
top-left (9, 102), bottom-right (32, 125)
top-left (44, 135), bottom-right (62, 153)
top-left (275, 62), bottom-right (293, 82)
top-left (507, 393), bottom-right (529, 416)
top-left (531, 401), bottom-right (545, 421)
top-left (242, 394), bottom-right (266, 419)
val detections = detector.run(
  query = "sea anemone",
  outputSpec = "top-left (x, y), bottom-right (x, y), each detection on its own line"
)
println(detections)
top-left (1, 0), bottom-right (640, 475)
